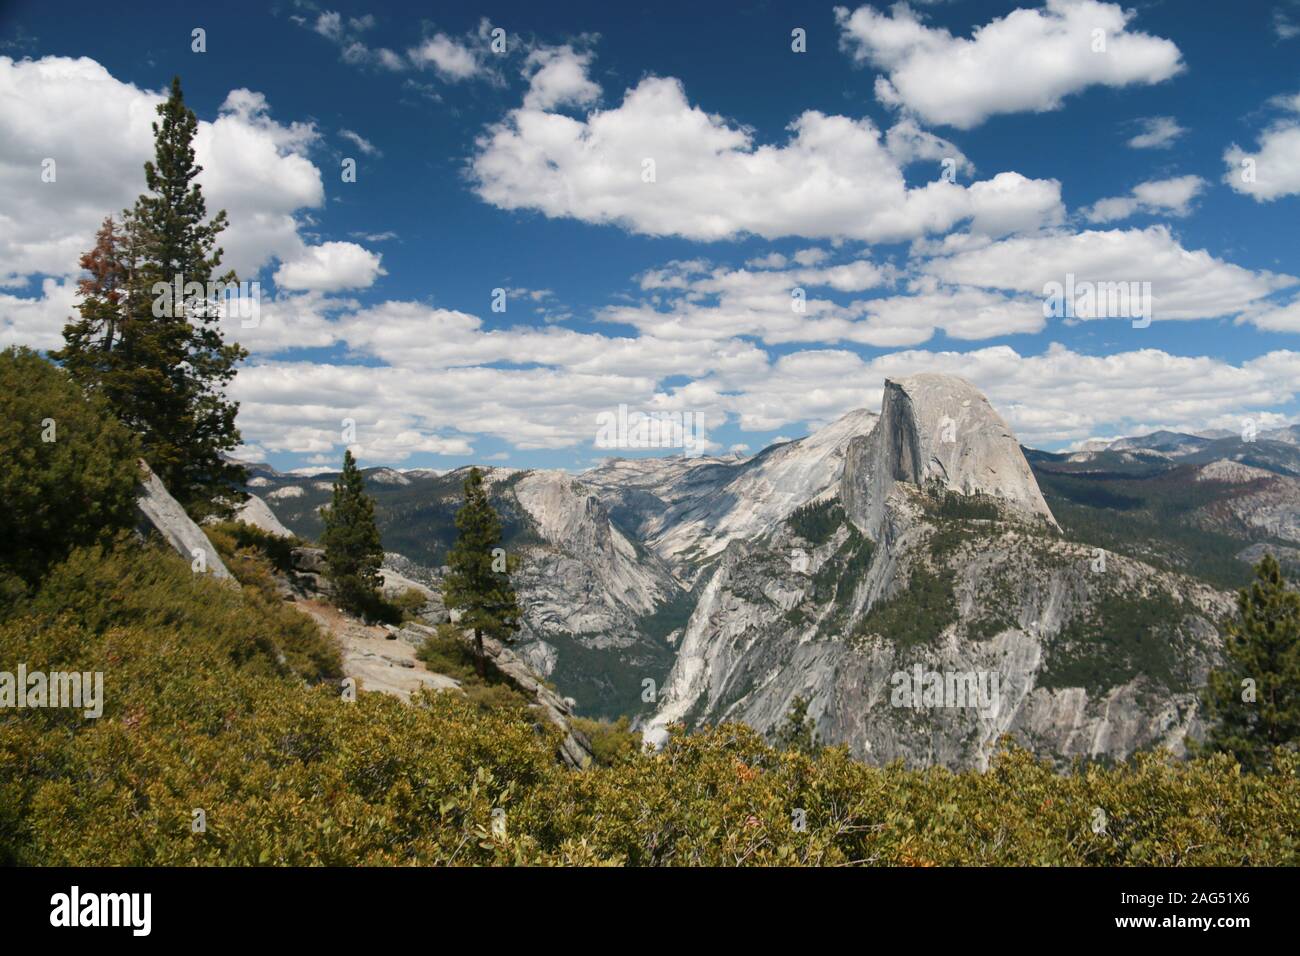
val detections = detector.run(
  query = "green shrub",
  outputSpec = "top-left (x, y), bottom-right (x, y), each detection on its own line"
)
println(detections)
top-left (6, 536), bottom-right (340, 683)
top-left (0, 347), bottom-right (141, 584)
top-left (392, 587), bottom-right (430, 620)
top-left (572, 716), bottom-right (643, 766)
top-left (463, 682), bottom-right (533, 717)
top-left (2, 532), bottom-right (1297, 867)
top-left (417, 624), bottom-right (484, 684)
top-left (417, 624), bottom-right (534, 716)
top-left (206, 519), bottom-right (303, 573)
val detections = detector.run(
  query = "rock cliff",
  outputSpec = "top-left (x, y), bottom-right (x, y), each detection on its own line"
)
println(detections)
top-left (843, 374), bottom-right (1056, 540)
top-left (135, 460), bottom-right (235, 583)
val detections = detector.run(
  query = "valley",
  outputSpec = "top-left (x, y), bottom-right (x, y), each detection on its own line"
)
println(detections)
top-left (241, 374), bottom-right (1300, 768)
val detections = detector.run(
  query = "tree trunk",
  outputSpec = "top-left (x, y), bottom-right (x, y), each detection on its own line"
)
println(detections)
top-left (474, 628), bottom-right (486, 678)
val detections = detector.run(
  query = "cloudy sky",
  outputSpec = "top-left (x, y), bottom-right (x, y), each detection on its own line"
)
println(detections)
top-left (2, 0), bottom-right (1299, 472)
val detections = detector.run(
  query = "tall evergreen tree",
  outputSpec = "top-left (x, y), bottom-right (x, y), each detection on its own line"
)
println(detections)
top-left (320, 450), bottom-right (385, 617)
top-left (1201, 554), bottom-right (1300, 772)
top-left (54, 76), bottom-right (247, 517)
top-left (442, 467), bottom-right (521, 675)
top-left (57, 216), bottom-right (131, 388)
top-left (771, 695), bottom-right (820, 757)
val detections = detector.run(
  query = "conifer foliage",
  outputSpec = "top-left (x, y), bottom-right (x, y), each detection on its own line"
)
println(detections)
top-left (54, 76), bottom-right (247, 517)
top-left (442, 468), bottom-right (521, 674)
top-left (1202, 553), bottom-right (1300, 772)
top-left (320, 450), bottom-right (385, 617)
top-left (0, 348), bottom-right (141, 587)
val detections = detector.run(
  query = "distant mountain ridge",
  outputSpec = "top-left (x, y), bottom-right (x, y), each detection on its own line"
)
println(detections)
top-left (243, 380), bottom-right (1300, 766)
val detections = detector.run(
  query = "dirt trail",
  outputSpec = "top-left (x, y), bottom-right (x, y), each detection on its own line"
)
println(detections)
top-left (298, 598), bottom-right (460, 700)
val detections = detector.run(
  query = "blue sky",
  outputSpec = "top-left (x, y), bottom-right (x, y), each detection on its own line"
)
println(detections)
top-left (2, 0), bottom-right (1299, 473)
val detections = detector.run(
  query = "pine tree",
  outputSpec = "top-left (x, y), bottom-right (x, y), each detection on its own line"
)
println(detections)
top-left (771, 695), bottom-right (820, 757)
top-left (442, 468), bottom-right (521, 675)
top-left (320, 450), bottom-right (385, 617)
top-left (57, 216), bottom-right (130, 388)
top-left (1201, 553), bottom-right (1300, 772)
top-left (54, 76), bottom-right (247, 517)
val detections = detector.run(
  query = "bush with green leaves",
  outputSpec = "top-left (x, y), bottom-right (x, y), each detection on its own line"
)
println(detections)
top-left (0, 347), bottom-right (142, 586)
top-left (8, 536), bottom-right (340, 683)
top-left (205, 519), bottom-right (303, 574)
top-left (415, 625), bottom-right (532, 715)
top-left (2, 535), bottom-right (1296, 866)
top-left (571, 716), bottom-right (643, 767)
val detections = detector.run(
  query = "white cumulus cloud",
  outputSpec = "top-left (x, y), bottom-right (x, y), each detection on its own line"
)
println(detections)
top-left (1081, 175), bottom-right (1206, 222)
top-left (835, 0), bottom-right (1183, 129)
top-left (523, 45), bottom-right (601, 110)
top-left (274, 242), bottom-right (385, 292)
top-left (409, 34), bottom-right (481, 81)
top-left (924, 226), bottom-right (1296, 321)
top-left (472, 70), bottom-right (1064, 242)
top-left (0, 56), bottom-right (344, 285)
top-left (1127, 115), bottom-right (1186, 149)
top-left (1224, 91), bottom-right (1300, 201)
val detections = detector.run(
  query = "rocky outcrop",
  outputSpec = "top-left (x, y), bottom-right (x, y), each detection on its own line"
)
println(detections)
top-left (1192, 464), bottom-right (1300, 544)
top-left (644, 375), bottom-right (1225, 770)
top-left (1237, 542), bottom-right (1300, 566)
top-left (296, 599), bottom-right (462, 702)
top-left (263, 548), bottom-right (592, 768)
top-left (135, 460), bottom-right (235, 584)
top-left (289, 545), bottom-right (327, 576)
top-left (842, 374), bottom-right (1056, 540)
top-left (645, 499), bottom-right (1227, 769)
top-left (513, 470), bottom-right (676, 617)
top-left (583, 408), bottom-right (879, 574)
top-left (1194, 459), bottom-right (1276, 484)
top-left (234, 492), bottom-right (295, 538)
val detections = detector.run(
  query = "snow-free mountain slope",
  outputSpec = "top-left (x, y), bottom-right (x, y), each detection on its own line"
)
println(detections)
top-left (582, 408), bottom-right (879, 573)
top-left (843, 373), bottom-right (1057, 539)
top-left (247, 374), bottom-right (1300, 768)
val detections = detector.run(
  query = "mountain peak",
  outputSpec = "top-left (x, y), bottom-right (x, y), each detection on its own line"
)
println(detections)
top-left (843, 373), bottom-right (1057, 536)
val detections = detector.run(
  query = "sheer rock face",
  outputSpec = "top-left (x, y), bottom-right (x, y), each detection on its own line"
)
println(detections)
top-left (234, 492), bottom-right (295, 538)
top-left (508, 470), bottom-right (679, 643)
top-left (513, 470), bottom-right (674, 618)
top-left (583, 408), bottom-right (879, 576)
top-left (503, 471), bottom-right (684, 716)
top-left (135, 460), bottom-right (235, 583)
top-left (843, 374), bottom-right (1056, 540)
top-left (644, 492), bottom-right (1227, 769)
top-left (642, 376), bottom-right (1224, 769)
